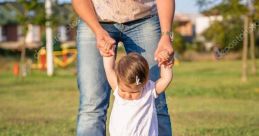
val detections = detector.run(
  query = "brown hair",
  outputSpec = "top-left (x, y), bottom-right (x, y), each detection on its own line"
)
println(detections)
top-left (116, 52), bottom-right (149, 88)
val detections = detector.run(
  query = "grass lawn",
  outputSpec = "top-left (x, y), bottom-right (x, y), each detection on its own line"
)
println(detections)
top-left (0, 57), bottom-right (259, 136)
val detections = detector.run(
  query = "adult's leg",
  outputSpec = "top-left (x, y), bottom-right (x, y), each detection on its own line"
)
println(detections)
top-left (121, 15), bottom-right (173, 136)
top-left (76, 19), bottom-right (120, 136)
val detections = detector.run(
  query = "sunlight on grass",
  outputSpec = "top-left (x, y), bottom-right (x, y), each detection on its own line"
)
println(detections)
top-left (0, 58), bottom-right (259, 136)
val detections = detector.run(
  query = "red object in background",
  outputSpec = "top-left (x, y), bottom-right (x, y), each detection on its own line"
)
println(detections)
top-left (38, 48), bottom-right (47, 71)
top-left (39, 53), bottom-right (46, 71)
top-left (13, 63), bottom-right (19, 76)
top-left (62, 50), bottom-right (68, 63)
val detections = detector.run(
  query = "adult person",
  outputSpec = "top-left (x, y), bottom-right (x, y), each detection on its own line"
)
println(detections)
top-left (72, 0), bottom-right (175, 135)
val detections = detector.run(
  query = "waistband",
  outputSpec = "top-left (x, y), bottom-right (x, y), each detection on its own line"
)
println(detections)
top-left (99, 14), bottom-right (157, 25)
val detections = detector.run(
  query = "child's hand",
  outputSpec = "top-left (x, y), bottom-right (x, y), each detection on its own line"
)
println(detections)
top-left (157, 50), bottom-right (173, 68)
top-left (101, 42), bottom-right (116, 58)
top-left (96, 29), bottom-right (116, 57)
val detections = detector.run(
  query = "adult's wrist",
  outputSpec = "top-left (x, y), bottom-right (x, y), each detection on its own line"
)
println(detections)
top-left (161, 31), bottom-right (174, 41)
top-left (160, 34), bottom-right (172, 42)
top-left (93, 25), bottom-right (105, 35)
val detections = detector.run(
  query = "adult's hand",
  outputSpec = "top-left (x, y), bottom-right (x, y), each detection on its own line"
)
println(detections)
top-left (154, 36), bottom-right (174, 67)
top-left (72, 0), bottom-right (115, 57)
top-left (95, 29), bottom-right (116, 57)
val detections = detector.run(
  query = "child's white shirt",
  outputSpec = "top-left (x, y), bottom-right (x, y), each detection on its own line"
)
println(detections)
top-left (109, 80), bottom-right (159, 136)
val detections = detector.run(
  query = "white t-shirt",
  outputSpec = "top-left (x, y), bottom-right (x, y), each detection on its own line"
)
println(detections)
top-left (109, 80), bottom-right (158, 136)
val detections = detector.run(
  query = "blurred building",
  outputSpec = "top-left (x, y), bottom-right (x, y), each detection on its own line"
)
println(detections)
top-left (174, 12), bottom-right (222, 46)
top-left (0, 1), bottom-right (223, 50)
top-left (195, 15), bottom-right (223, 35)
top-left (0, 1), bottom-right (76, 50)
top-left (174, 12), bottom-right (198, 42)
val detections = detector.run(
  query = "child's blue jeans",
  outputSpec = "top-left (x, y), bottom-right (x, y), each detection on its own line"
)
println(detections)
top-left (76, 14), bottom-right (172, 136)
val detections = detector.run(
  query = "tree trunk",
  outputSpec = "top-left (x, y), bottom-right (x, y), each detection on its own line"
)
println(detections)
top-left (249, 20), bottom-right (256, 75)
top-left (242, 16), bottom-right (249, 82)
top-left (20, 25), bottom-right (28, 78)
top-left (20, 37), bottom-right (27, 78)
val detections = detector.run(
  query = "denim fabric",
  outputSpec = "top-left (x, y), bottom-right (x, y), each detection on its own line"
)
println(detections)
top-left (76, 15), bottom-right (172, 136)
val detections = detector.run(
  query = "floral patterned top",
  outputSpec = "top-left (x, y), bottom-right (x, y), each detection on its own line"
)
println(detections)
top-left (92, 0), bottom-right (157, 23)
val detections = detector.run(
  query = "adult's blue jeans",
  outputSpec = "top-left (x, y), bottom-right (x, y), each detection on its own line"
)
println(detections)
top-left (76, 15), bottom-right (172, 136)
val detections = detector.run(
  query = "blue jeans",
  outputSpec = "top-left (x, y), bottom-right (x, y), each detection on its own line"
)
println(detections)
top-left (76, 15), bottom-right (172, 136)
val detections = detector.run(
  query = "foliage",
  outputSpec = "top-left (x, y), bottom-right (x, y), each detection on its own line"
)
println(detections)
top-left (202, 19), bottom-right (244, 50)
top-left (173, 32), bottom-right (187, 54)
top-left (0, 2), bottom-right (18, 25)
top-left (216, 0), bottom-right (247, 18)
top-left (189, 40), bottom-right (206, 52)
top-left (41, 33), bottom-right (62, 51)
top-left (0, 1), bottom-right (76, 27)
top-left (51, 3), bottom-right (77, 26)
top-left (255, 0), bottom-right (259, 19)
top-left (172, 23), bottom-right (187, 54)
top-left (17, 0), bottom-right (45, 34)
top-left (196, 0), bottom-right (259, 51)
top-left (198, 0), bottom-right (248, 17)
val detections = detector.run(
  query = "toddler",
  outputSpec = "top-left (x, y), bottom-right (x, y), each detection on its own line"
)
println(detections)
top-left (103, 52), bottom-right (173, 136)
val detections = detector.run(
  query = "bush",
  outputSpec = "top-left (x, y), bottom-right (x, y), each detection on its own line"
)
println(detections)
top-left (173, 32), bottom-right (187, 54)
top-left (203, 19), bottom-right (244, 51)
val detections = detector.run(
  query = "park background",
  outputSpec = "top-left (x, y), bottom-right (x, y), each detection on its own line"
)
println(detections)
top-left (0, 0), bottom-right (259, 135)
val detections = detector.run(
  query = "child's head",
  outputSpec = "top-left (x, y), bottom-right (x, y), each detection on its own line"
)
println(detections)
top-left (115, 52), bottom-right (149, 96)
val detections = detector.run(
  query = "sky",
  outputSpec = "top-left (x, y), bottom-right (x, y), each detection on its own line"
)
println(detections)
top-left (59, 0), bottom-right (200, 13)
top-left (175, 0), bottom-right (200, 13)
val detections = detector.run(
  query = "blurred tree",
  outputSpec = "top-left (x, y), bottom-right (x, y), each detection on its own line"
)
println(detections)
top-left (197, 0), bottom-right (258, 81)
top-left (43, 2), bottom-right (77, 51)
top-left (16, 0), bottom-right (45, 77)
top-left (172, 23), bottom-right (187, 54)
top-left (249, 20), bottom-right (256, 75)
top-left (255, 0), bottom-right (259, 19)
top-left (202, 20), bottom-right (243, 50)
top-left (242, 15), bottom-right (249, 82)
top-left (199, 0), bottom-right (247, 51)
top-left (1, 1), bottom-right (76, 77)
top-left (198, 0), bottom-right (247, 17)
top-left (173, 32), bottom-right (187, 54)
top-left (248, 0), bottom-right (256, 75)
top-left (51, 3), bottom-right (77, 26)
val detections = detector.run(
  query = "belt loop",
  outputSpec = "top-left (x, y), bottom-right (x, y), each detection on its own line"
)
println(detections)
top-left (120, 23), bottom-right (125, 32)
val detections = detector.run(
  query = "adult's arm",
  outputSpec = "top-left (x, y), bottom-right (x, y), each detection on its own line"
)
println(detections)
top-left (156, 0), bottom-right (175, 34)
top-left (155, 0), bottom-right (175, 66)
top-left (72, 0), bottom-right (102, 34)
top-left (72, 0), bottom-right (115, 56)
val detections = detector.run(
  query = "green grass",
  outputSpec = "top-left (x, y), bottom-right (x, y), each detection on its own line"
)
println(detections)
top-left (0, 58), bottom-right (259, 136)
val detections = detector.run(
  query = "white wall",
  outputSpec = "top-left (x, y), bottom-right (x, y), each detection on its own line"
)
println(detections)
top-left (195, 16), bottom-right (223, 35)
top-left (26, 24), bottom-right (40, 43)
top-left (58, 26), bottom-right (67, 42)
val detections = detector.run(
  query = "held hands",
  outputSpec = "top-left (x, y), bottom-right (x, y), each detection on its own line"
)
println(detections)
top-left (95, 28), bottom-right (174, 69)
top-left (157, 50), bottom-right (173, 68)
top-left (154, 36), bottom-right (174, 68)
top-left (96, 29), bottom-right (116, 57)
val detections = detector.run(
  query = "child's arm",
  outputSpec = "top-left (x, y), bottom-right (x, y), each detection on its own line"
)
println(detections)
top-left (155, 50), bottom-right (173, 95)
top-left (155, 65), bottom-right (173, 95)
top-left (103, 55), bottom-right (117, 91)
